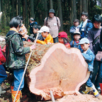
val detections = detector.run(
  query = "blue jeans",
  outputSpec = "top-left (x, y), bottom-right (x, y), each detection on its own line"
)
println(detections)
top-left (91, 60), bottom-right (102, 88)
top-left (12, 69), bottom-right (24, 91)
top-left (53, 36), bottom-right (58, 43)
top-left (0, 65), bottom-right (7, 84)
top-left (86, 73), bottom-right (93, 87)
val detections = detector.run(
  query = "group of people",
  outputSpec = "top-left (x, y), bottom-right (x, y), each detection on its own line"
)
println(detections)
top-left (0, 8), bottom-right (102, 102)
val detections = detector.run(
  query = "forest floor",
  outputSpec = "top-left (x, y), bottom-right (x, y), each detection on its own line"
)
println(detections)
top-left (1, 77), bottom-right (102, 102)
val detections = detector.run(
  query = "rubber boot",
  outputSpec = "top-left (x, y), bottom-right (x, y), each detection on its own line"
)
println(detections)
top-left (82, 86), bottom-right (93, 94)
top-left (91, 84), bottom-right (99, 97)
top-left (11, 90), bottom-right (21, 102)
top-left (0, 84), bottom-right (6, 96)
top-left (11, 86), bottom-right (22, 98)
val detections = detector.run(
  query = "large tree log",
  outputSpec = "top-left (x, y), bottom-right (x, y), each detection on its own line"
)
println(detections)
top-left (0, 41), bottom-right (89, 100)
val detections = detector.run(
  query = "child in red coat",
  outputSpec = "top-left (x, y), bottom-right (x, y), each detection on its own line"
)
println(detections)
top-left (58, 31), bottom-right (70, 48)
top-left (0, 46), bottom-right (7, 96)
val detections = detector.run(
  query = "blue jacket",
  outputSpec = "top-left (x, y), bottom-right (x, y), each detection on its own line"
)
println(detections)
top-left (82, 48), bottom-right (95, 72)
top-left (80, 19), bottom-right (93, 38)
top-left (70, 40), bottom-right (82, 51)
top-left (70, 25), bottom-right (80, 39)
top-left (70, 25), bottom-right (80, 34)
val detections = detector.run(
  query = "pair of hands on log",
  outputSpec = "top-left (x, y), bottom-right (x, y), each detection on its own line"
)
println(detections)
top-left (30, 44), bottom-right (36, 51)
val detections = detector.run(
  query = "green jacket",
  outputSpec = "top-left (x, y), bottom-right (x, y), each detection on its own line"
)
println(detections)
top-left (5, 31), bottom-right (30, 69)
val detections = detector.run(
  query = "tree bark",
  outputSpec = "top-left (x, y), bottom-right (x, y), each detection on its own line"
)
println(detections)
top-left (30, 0), bottom-right (34, 18)
top-left (82, 0), bottom-right (87, 12)
top-left (70, 0), bottom-right (77, 25)
top-left (58, 0), bottom-right (63, 30)
top-left (0, 0), bottom-right (1, 23)
top-left (50, 0), bottom-right (53, 9)
top-left (44, 0), bottom-right (48, 17)
top-left (0, 41), bottom-right (89, 100)
top-left (18, 0), bottom-right (21, 15)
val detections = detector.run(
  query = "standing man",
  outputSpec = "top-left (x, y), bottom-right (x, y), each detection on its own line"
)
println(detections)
top-left (88, 14), bottom-right (102, 93)
top-left (80, 12), bottom-right (93, 38)
top-left (29, 17), bottom-right (38, 35)
top-left (5, 17), bottom-right (36, 102)
top-left (44, 9), bottom-right (61, 43)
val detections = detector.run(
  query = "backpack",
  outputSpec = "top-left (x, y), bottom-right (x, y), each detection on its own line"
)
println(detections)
top-left (45, 17), bottom-right (58, 27)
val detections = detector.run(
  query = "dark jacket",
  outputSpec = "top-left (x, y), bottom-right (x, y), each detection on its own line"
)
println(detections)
top-left (5, 30), bottom-right (30, 69)
top-left (29, 22), bottom-right (38, 34)
top-left (88, 27), bottom-right (101, 55)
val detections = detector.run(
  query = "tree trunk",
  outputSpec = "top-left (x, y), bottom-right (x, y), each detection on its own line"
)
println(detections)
top-left (50, 0), bottom-right (53, 9)
top-left (70, 0), bottom-right (77, 26)
top-left (82, 0), bottom-right (87, 12)
top-left (80, 0), bottom-right (82, 20)
top-left (0, 41), bottom-right (89, 100)
top-left (101, 0), bottom-right (102, 13)
top-left (25, 0), bottom-right (28, 27)
top-left (44, 0), bottom-right (48, 17)
top-left (0, 0), bottom-right (1, 23)
top-left (18, 0), bottom-right (21, 15)
top-left (58, 0), bottom-right (63, 30)
top-left (12, 0), bottom-right (15, 17)
top-left (30, 0), bottom-right (34, 18)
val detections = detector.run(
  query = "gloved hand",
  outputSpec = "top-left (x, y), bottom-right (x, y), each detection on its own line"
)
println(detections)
top-left (30, 44), bottom-right (36, 51)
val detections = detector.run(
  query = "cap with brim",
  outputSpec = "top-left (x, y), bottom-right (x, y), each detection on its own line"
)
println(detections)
top-left (79, 38), bottom-right (89, 44)
top-left (74, 19), bottom-right (79, 23)
top-left (73, 31), bottom-right (81, 35)
top-left (38, 26), bottom-right (49, 33)
top-left (92, 14), bottom-right (102, 23)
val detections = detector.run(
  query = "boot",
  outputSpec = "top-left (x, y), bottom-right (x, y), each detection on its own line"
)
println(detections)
top-left (91, 85), bottom-right (99, 97)
top-left (0, 84), bottom-right (6, 96)
top-left (11, 86), bottom-right (22, 98)
top-left (82, 86), bottom-right (93, 94)
top-left (11, 90), bottom-right (21, 102)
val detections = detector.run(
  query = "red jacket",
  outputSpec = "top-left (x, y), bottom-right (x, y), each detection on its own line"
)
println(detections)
top-left (0, 46), bottom-right (6, 65)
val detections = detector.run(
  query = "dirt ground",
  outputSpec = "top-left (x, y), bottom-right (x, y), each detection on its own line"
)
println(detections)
top-left (0, 82), bottom-right (102, 102)
top-left (0, 73), bottom-right (102, 102)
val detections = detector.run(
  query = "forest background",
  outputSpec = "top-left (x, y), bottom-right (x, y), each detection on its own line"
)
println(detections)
top-left (0, 0), bottom-right (102, 37)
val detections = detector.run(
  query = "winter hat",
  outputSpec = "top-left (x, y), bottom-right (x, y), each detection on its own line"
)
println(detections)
top-left (49, 9), bottom-right (55, 13)
top-left (58, 31), bottom-right (68, 38)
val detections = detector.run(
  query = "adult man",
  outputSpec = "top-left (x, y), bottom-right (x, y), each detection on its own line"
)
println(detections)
top-left (44, 9), bottom-right (61, 43)
top-left (29, 17), bottom-right (38, 34)
top-left (88, 14), bottom-right (102, 93)
top-left (80, 12), bottom-right (93, 38)
top-left (5, 17), bottom-right (36, 102)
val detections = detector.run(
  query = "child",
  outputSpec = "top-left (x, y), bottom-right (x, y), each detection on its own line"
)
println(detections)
top-left (79, 38), bottom-right (99, 97)
top-left (70, 31), bottom-right (81, 50)
top-left (58, 31), bottom-right (70, 48)
top-left (36, 26), bottom-right (53, 44)
top-left (17, 16), bottom-right (28, 41)
top-left (0, 46), bottom-right (7, 96)
top-left (22, 24), bottom-right (44, 42)
top-left (70, 19), bottom-right (80, 39)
